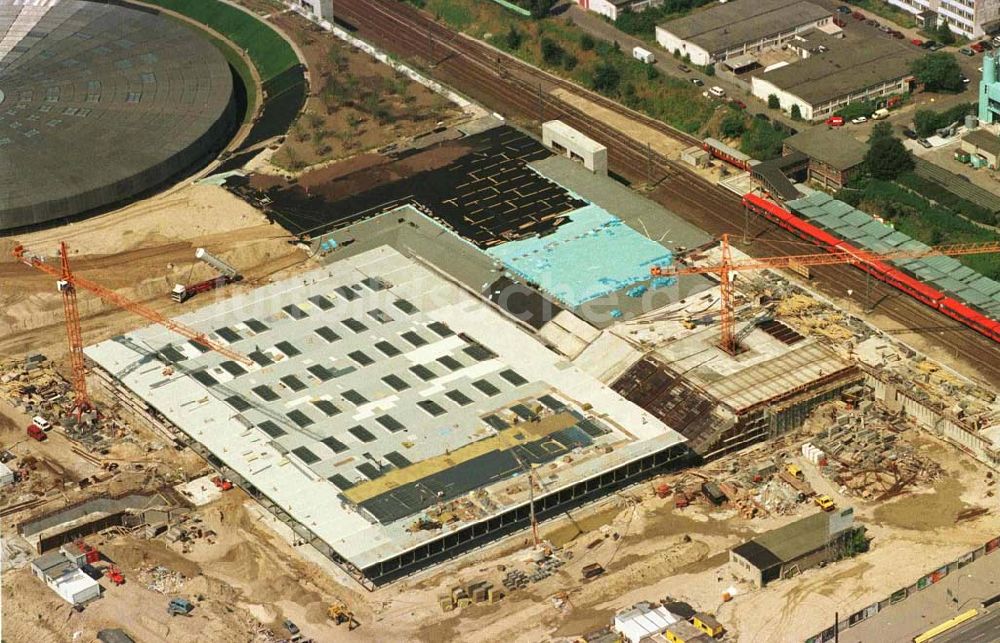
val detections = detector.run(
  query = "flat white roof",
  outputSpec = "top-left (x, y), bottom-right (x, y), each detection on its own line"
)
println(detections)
top-left (86, 247), bottom-right (685, 572)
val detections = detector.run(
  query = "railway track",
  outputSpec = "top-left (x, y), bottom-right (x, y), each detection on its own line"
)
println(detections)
top-left (331, 0), bottom-right (1000, 383)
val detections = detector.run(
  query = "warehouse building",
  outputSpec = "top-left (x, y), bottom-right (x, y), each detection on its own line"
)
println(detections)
top-left (885, 0), bottom-right (1000, 39)
top-left (655, 0), bottom-right (832, 66)
top-left (730, 508), bottom-right (860, 587)
top-left (781, 128), bottom-right (868, 190)
top-left (750, 34), bottom-right (918, 121)
top-left (962, 129), bottom-right (1000, 169)
top-left (30, 550), bottom-right (101, 605)
top-left (86, 245), bottom-right (690, 589)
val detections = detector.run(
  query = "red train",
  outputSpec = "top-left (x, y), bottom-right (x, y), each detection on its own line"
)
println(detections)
top-left (703, 138), bottom-right (753, 171)
top-left (742, 193), bottom-right (1000, 344)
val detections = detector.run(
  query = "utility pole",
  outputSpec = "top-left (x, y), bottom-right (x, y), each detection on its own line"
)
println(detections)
top-left (537, 83), bottom-right (544, 123)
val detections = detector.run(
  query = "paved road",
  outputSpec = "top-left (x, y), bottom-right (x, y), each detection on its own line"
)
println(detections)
top-left (839, 552), bottom-right (1000, 643)
top-left (936, 607), bottom-right (1000, 643)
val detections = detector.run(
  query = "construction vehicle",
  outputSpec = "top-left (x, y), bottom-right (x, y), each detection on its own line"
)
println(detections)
top-left (651, 234), bottom-right (1000, 354)
top-left (211, 476), bottom-right (234, 491)
top-left (26, 424), bottom-right (47, 442)
top-left (786, 464), bottom-right (803, 479)
top-left (814, 495), bottom-right (837, 512)
top-left (12, 243), bottom-right (252, 418)
top-left (328, 601), bottom-right (360, 630)
top-left (167, 597), bottom-right (194, 616)
top-left (107, 564), bottom-right (125, 586)
top-left (171, 247), bottom-right (242, 303)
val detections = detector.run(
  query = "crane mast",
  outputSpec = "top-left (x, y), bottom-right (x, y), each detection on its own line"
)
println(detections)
top-left (12, 242), bottom-right (253, 418)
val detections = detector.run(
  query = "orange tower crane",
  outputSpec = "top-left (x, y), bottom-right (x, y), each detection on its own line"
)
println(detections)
top-left (651, 234), bottom-right (1000, 354)
top-left (13, 243), bottom-right (253, 416)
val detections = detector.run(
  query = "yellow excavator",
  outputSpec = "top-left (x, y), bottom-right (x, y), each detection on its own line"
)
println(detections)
top-left (328, 601), bottom-right (360, 630)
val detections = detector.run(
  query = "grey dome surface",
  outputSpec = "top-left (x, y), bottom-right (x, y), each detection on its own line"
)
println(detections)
top-left (0, 0), bottom-right (237, 230)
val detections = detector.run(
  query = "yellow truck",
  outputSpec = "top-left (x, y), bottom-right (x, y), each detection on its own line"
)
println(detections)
top-left (814, 495), bottom-right (836, 512)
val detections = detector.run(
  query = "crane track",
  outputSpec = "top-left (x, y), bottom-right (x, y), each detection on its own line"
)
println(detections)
top-left (330, 0), bottom-right (1000, 383)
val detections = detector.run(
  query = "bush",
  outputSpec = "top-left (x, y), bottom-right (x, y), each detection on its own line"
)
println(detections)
top-left (614, 0), bottom-right (713, 39)
top-left (740, 119), bottom-right (787, 160)
top-left (580, 34), bottom-right (595, 51)
top-left (896, 173), bottom-right (998, 226)
top-left (720, 112), bottom-right (746, 139)
top-left (505, 25), bottom-right (523, 50)
top-left (704, 63), bottom-right (715, 76)
top-left (591, 62), bottom-right (622, 93)
top-left (540, 38), bottom-right (565, 65)
top-left (768, 94), bottom-right (780, 109)
top-left (835, 101), bottom-right (875, 121)
top-left (913, 102), bottom-right (975, 137)
top-left (563, 53), bottom-right (578, 71)
top-left (790, 104), bottom-right (802, 121)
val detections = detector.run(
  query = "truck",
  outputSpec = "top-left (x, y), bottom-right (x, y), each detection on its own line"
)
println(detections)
top-left (171, 248), bottom-right (241, 303)
top-left (632, 46), bottom-right (656, 64)
top-left (26, 424), bottom-right (47, 441)
top-left (814, 495), bottom-right (836, 512)
top-left (872, 108), bottom-right (890, 120)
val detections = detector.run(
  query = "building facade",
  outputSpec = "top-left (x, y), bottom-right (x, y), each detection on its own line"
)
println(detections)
top-left (885, 0), bottom-right (1000, 39)
top-left (578, 0), bottom-right (663, 22)
top-left (288, 0), bottom-right (333, 19)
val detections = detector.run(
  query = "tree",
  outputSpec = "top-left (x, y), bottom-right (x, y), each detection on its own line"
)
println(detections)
top-left (505, 25), bottom-right (523, 51)
top-left (869, 121), bottom-right (893, 142)
top-left (704, 63), bottom-right (715, 76)
top-left (936, 21), bottom-right (956, 46)
top-left (592, 62), bottom-right (622, 94)
top-left (563, 53), bottom-right (578, 71)
top-left (527, 0), bottom-right (553, 19)
top-left (768, 94), bottom-right (780, 109)
top-left (836, 101), bottom-right (875, 121)
top-left (910, 53), bottom-right (964, 92)
top-left (720, 112), bottom-right (746, 139)
top-left (740, 119), bottom-right (787, 160)
top-left (790, 104), bottom-right (802, 121)
top-left (580, 34), bottom-right (596, 51)
top-left (865, 135), bottom-right (914, 180)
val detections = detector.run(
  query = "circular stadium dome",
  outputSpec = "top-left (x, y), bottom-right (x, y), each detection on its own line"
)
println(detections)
top-left (0, 0), bottom-right (238, 230)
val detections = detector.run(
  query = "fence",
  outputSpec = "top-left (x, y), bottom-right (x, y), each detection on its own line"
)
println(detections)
top-left (804, 534), bottom-right (1000, 642)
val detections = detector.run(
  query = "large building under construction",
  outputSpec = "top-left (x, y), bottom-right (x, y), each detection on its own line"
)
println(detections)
top-left (86, 247), bottom-right (689, 587)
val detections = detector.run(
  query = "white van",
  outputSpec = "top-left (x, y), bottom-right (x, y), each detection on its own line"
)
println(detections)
top-left (32, 415), bottom-right (51, 431)
top-left (709, 86), bottom-right (726, 98)
top-left (633, 46), bottom-right (656, 64)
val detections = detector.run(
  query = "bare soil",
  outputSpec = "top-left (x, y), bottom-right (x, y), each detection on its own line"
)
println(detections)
top-left (264, 11), bottom-right (463, 172)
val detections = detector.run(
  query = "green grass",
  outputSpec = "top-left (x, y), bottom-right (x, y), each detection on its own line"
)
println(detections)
top-left (144, 0), bottom-right (297, 82)
top-left (846, 0), bottom-right (916, 29)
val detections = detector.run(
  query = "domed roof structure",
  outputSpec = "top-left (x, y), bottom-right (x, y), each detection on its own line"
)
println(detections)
top-left (0, 0), bottom-right (238, 230)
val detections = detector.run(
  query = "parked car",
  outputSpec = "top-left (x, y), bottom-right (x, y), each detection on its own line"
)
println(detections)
top-left (911, 38), bottom-right (924, 47)
top-left (678, 63), bottom-right (691, 73)
top-left (26, 424), bottom-right (46, 441)
top-left (836, 4), bottom-right (852, 13)
top-left (814, 495), bottom-right (837, 512)
top-left (852, 11), bottom-right (865, 20)
top-left (918, 138), bottom-right (933, 148)
top-left (890, 30), bottom-right (904, 39)
top-left (902, 128), bottom-right (918, 139)
top-left (928, 42), bottom-right (944, 51)
top-left (922, 40), bottom-right (938, 49)
top-left (825, 115), bottom-right (845, 127)
top-left (32, 415), bottom-right (51, 431)
top-left (690, 77), bottom-right (704, 86)
top-left (961, 47), bottom-right (976, 56)
top-left (961, 74), bottom-right (971, 85)
top-left (851, 116), bottom-right (868, 124)
top-left (972, 42), bottom-right (985, 53)
top-left (709, 85), bottom-right (726, 98)
top-left (865, 19), bottom-right (878, 26)
top-left (284, 620), bottom-right (300, 635)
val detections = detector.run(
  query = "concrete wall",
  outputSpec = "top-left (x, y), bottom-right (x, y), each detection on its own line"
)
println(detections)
top-left (867, 373), bottom-right (1000, 469)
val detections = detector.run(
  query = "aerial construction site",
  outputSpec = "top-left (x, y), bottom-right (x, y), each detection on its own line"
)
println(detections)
top-left (2, 0), bottom-right (1000, 642)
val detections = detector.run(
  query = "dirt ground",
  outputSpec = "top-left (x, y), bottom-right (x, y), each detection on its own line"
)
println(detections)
top-left (262, 10), bottom-right (464, 172)
top-left (0, 182), bottom-right (306, 362)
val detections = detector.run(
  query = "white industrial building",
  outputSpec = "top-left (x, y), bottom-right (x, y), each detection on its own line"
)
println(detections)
top-left (30, 551), bottom-right (101, 606)
top-left (541, 120), bottom-right (608, 175)
top-left (576, 0), bottom-right (662, 21)
top-left (750, 33), bottom-right (917, 121)
top-left (885, 0), bottom-right (1000, 39)
top-left (655, 0), bottom-right (831, 67)
top-left (286, 0), bottom-right (332, 19)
